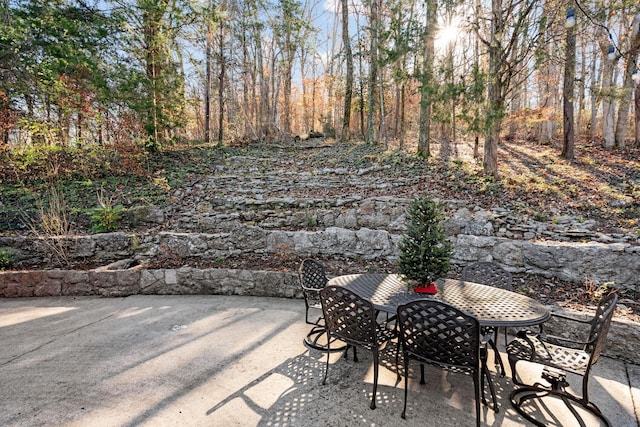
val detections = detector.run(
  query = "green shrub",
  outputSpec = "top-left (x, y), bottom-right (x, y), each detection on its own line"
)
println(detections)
top-left (0, 248), bottom-right (14, 270)
top-left (91, 190), bottom-right (123, 233)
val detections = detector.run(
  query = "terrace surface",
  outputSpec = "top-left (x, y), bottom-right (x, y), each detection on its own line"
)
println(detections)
top-left (0, 294), bottom-right (638, 426)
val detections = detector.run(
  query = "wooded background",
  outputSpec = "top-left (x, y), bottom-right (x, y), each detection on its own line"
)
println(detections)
top-left (1, 0), bottom-right (639, 178)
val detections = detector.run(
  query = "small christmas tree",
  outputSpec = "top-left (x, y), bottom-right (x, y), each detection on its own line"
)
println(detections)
top-left (398, 194), bottom-right (453, 285)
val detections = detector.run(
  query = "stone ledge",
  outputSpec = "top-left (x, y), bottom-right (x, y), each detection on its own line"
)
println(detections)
top-left (3, 229), bottom-right (638, 289)
top-left (0, 268), bottom-right (301, 299)
top-left (0, 267), bottom-right (637, 363)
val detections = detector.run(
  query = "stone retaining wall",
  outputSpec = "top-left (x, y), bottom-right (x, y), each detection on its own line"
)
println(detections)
top-left (0, 268), bottom-right (300, 298)
top-left (3, 228), bottom-right (639, 289)
top-left (162, 194), bottom-right (639, 245)
top-left (0, 267), bottom-right (636, 363)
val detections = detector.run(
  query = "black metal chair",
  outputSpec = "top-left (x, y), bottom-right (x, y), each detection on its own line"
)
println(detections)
top-left (506, 292), bottom-right (618, 427)
top-left (397, 299), bottom-right (498, 426)
top-left (298, 259), bottom-right (346, 351)
top-left (319, 285), bottom-right (397, 410)
top-left (461, 261), bottom-right (513, 375)
top-left (299, 259), bottom-right (328, 324)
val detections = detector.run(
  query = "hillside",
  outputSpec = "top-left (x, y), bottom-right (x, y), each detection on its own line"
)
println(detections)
top-left (1, 137), bottom-right (639, 318)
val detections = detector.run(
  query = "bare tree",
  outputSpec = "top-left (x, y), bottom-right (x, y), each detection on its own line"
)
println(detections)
top-left (477, 0), bottom-right (541, 178)
top-left (600, 35), bottom-right (618, 150)
top-left (614, 13), bottom-right (640, 148)
top-left (341, 0), bottom-right (353, 141)
top-left (562, 2), bottom-right (576, 161)
top-left (635, 78), bottom-right (640, 145)
top-left (366, 0), bottom-right (380, 144)
top-left (418, 0), bottom-right (436, 158)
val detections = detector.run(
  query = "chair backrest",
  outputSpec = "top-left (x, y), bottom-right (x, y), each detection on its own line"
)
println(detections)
top-left (319, 285), bottom-right (376, 349)
top-left (299, 259), bottom-right (328, 291)
top-left (461, 261), bottom-right (513, 290)
top-left (397, 299), bottom-right (480, 370)
top-left (586, 292), bottom-right (618, 365)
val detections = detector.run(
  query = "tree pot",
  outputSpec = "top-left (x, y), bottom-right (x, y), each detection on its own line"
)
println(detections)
top-left (413, 282), bottom-right (438, 294)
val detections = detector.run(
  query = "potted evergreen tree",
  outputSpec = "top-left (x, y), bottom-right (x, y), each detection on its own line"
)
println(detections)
top-left (398, 194), bottom-right (453, 293)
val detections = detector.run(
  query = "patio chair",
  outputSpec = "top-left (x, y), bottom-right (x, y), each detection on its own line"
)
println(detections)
top-left (299, 259), bottom-right (328, 325)
top-left (506, 292), bottom-right (618, 427)
top-left (397, 299), bottom-right (498, 426)
top-left (298, 259), bottom-right (347, 352)
top-left (319, 285), bottom-right (397, 410)
top-left (461, 261), bottom-right (513, 375)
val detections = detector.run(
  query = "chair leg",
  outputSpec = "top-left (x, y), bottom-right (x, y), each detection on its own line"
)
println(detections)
top-left (582, 372), bottom-right (591, 404)
top-left (510, 385), bottom-right (612, 427)
top-left (481, 359), bottom-right (487, 405)
top-left (420, 363), bottom-right (425, 384)
top-left (503, 328), bottom-right (508, 354)
top-left (482, 357), bottom-right (499, 412)
top-left (322, 331), bottom-right (331, 385)
top-left (395, 340), bottom-right (402, 383)
top-left (401, 355), bottom-right (409, 419)
top-left (508, 355), bottom-right (526, 387)
top-left (489, 338), bottom-right (506, 377)
top-left (370, 348), bottom-right (379, 410)
top-left (473, 372), bottom-right (481, 427)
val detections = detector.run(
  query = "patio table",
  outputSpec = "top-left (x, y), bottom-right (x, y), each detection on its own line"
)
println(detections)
top-left (327, 274), bottom-right (550, 329)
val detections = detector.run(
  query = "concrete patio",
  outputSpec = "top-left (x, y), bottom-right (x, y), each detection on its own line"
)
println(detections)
top-left (0, 295), bottom-right (638, 426)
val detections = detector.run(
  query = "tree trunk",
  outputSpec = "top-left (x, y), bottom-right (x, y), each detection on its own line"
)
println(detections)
top-left (205, 10), bottom-right (212, 144)
top-left (561, 17), bottom-right (576, 160)
top-left (341, 0), bottom-right (353, 141)
top-left (257, 25), bottom-right (268, 138)
top-left (300, 46), bottom-right (308, 132)
top-left (614, 56), bottom-right (637, 149)
top-left (217, 21), bottom-right (225, 145)
top-left (484, 0), bottom-right (503, 179)
top-left (576, 37), bottom-right (586, 136)
top-left (589, 44), bottom-right (599, 142)
top-left (508, 35), bottom-right (521, 140)
top-left (240, 19), bottom-right (251, 138)
top-left (614, 14), bottom-right (640, 149)
top-left (269, 37), bottom-right (278, 136)
top-left (418, 0), bottom-right (436, 158)
top-left (141, 0), bottom-right (173, 151)
top-left (379, 67), bottom-right (386, 148)
top-left (508, 90), bottom-right (520, 139)
top-left (366, 0), bottom-right (379, 145)
top-left (450, 44), bottom-right (456, 146)
top-left (399, 82), bottom-right (406, 149)
top-left (635, 83), bottom-right (640, 145)
top-left (311, 76), bottom-right (316, 131)
top-left (359, 75), bottom-right (365, 138)
top-left (283, 61), bottom-right (292, 135)
top-left (484, 116), bottom-right (501, 179)
top-left (601, 38), bottom-right (617, 150)
top-left (538, 6), bottom-right (555, 145)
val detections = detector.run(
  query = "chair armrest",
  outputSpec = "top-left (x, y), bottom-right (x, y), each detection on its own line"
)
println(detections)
top-left (543, 311), bottom-right (594, 349)
top-left (301, 284), bottom-right (322, 292)
top-left (515, 328), bottom-right (590, 358)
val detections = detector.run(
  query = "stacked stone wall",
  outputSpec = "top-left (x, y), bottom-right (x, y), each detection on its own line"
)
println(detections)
top-left (2, 226), bottom-right (639, 289)
top-left (0, 267), bottom-right (637, 362)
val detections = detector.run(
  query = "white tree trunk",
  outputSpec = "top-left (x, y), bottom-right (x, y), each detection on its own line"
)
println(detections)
top-left (614, 13), bottom-right (640, 148)
top-left (601, 40), bottom-right (617, 150)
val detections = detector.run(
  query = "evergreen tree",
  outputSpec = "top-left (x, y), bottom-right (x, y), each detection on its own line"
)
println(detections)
top-left (398, 194), bottom-right (453, 285)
